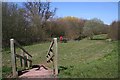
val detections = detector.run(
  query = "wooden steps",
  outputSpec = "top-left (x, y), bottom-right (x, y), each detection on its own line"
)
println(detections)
top-left (19, 66), bottom-right (53, 78)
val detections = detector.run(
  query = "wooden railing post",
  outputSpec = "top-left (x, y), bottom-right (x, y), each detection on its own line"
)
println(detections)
top-left (29, 57), bottom-right (32, 67)
top-left (53, 38), bottom-right (58, 76)
top-left (10, 39), bottom-right (18, 77)
top-left (26, 54), bottom-right (30, 68)
top-left (20, 56), bottom-right (23, 67)
top-left (21, 49), bottom-right (25, 68)
top-left (24, 55), bottom-right (28, 68)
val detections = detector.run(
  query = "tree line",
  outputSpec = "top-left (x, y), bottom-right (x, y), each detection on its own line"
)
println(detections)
top-left (2, 2), bottom-right (120, 48)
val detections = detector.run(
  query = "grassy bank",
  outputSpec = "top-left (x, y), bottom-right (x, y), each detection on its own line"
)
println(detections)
top-left (2, 35), bottom-right (118, 78)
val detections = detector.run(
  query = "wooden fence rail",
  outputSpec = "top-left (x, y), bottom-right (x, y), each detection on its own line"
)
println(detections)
top-left (46, 38), bottom-right (58, 76)
top-left (10, 39), bottom-right (32, 78)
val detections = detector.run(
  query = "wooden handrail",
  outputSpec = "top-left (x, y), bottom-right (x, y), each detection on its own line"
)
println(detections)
top-left (15, 54), bottom-right (32, 62)
top-left (46, 39), bottom-right (54, 57)
top-left (47, 54), bottom-right (54, 62)
top-left (10, 39), bottom-right (32, 78)
top-left (14, 40), bottom-right (32, 57)
top-left (46, 38), bottom-right (58, 75)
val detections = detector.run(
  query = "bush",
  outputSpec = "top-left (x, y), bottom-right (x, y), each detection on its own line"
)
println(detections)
top-left (83, 18), bottom-right (106, 39)
top-left (108, 21), bottom-right (120, 40)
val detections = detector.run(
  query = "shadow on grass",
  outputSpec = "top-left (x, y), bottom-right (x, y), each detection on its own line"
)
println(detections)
top-left (58, 66), bottom-right (74, 73)
top-left (91, 38), bottom-right (106, 40)
top-left (58, 66), bottom-right (68, 73)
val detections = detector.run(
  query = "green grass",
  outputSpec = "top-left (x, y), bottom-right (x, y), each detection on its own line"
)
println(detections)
top-left (58, 39), bottom-right (118, 78)
top-left (92, 34), bottom-right (108, 40)
top-left (2, 34), bottom-right (118, 78)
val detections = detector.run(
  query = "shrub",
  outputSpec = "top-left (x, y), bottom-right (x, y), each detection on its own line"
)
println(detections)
top-left (108, 21), bottom-right (120, 40)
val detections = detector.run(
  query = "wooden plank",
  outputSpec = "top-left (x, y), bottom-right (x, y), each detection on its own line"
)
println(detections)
top-left (14, 40), bottom-right (32, 57)
top-left (47, 53), bottom-right (54, 63)
top-left (15, 54), bottom-right (32, 62)
top-left (10, 39), bottom-right (18, 77)
top-left (24, 56), bottom-right (28, 67)
top-left (21, 50), bottom-right (25, 68)
top-left (46, 40), bottom-right (54, 57)
top-left (26, 54), bottom-right (30, 68)
top-left (20, 57), bottom-right (23, 67)
top-left (53, 38), bottom-right (58, 75)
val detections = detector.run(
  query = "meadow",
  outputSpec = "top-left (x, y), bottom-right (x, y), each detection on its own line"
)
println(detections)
top-left (2, 34), bottom-right (119, 78)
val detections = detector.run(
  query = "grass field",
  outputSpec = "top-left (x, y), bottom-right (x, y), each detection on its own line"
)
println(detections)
top-left (2, 34), bottom-right (119, 78)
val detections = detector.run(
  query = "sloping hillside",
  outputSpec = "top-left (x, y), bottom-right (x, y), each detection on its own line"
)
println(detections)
top-left (2, 35), bottom-right (118, 78)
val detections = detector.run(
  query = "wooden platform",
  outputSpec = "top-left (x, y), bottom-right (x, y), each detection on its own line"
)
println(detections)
top-left (19, 66), bottom-right (53, 78)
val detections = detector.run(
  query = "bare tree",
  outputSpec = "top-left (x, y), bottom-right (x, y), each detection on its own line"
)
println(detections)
top-left (24, 2), bottom-right (57, 41)
top-left (24, 2), bottom-right (56, 28)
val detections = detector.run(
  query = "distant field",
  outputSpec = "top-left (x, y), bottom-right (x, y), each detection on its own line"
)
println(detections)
top-left (2, 34), bottom-right (119, 78)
